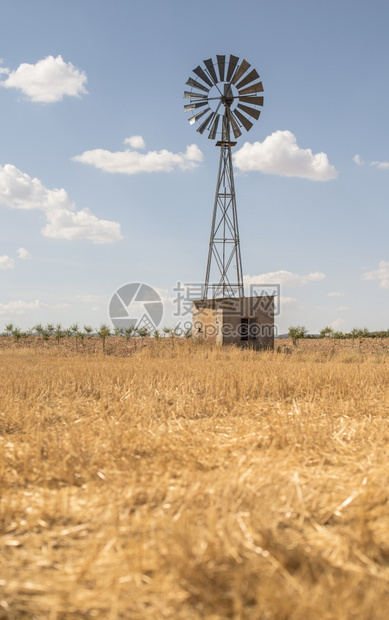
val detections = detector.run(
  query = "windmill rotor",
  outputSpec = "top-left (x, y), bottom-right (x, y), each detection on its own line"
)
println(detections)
top-left (184, 54), bottom-right (263, 140)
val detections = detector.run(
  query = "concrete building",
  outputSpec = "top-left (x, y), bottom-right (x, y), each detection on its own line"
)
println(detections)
top-left (192, 295), bottom-right (275, 349)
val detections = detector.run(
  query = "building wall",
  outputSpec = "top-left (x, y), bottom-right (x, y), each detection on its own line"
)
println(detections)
top-left (192, 296), bottom-right (275, 349)
top-left (192, 304), bottom-right (219, 344)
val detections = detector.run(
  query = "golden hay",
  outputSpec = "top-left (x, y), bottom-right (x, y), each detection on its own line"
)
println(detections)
top-left (1, 343), bottom-right (389, 619)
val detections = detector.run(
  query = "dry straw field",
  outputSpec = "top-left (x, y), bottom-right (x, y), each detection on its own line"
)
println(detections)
top-left (1, 339), bottom-right (389, 619)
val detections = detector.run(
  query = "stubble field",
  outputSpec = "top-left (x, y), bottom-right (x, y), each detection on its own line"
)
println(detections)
top-left (1, 340), bottom-right (389, 619)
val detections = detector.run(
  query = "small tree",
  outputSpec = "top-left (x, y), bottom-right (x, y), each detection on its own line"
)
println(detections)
top-left (320, 326), bottom-right (334, 338)
top-left (184, 325), bottom-right (192, 339)
top-left (163, 325), bottom-right (179, 347)
top-left (20, 329), bottom-right (32, 343)
top-left (34, 323), bottom-right (44, 339)
top-left (46, 324), bottom-right (55, 338)
top-left (349, 327), bottom-right (370, 346)
top-left (349, 327), bottom-right (359, 343)
top-left (11, 326), bottom-right (22, 344)
top-left (83, 325), bottom-right (94, 338)
top-left (288, 325), bottom-right (307, 347)
top-left (152, 328), bottom-right (162, 349)
top-left (124, 325), bottom-right (136, 350)
top-left (4, 323), bottom-right (14, 337)
top-left (70, 323), bottom-right (81, 351)
top-left (97, 324), bottom-right (111, 353)
top-left (137, 326), bottom-right (150, 347)
top-left (124, 325), bottom-right (135, 339)
top-left (54, 323), bottom-right (64, 346)
top-left (42, 329), bottom-right (51, 342)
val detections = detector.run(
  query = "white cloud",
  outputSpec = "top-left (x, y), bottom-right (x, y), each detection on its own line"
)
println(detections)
top-left (353, 154), bottom-right (389, 170)
top-left (41, 205), bottom-right (122, 243)
top-left (336, 306), bottom-right (348, 311)
top-left (353, 154), bottom-right (364, 166)
top-left (244, 270), bottom-right (326, 287)
top-left (280, 296), bottom-right (298, 305)
top-left (0, 55), bottom-right (87, 103)
top-left (73, 139), bottom-right (203, 175)
top-left (76, 294), bottom-right (104, 303)
top-left (17, 247), bottom-right (32, 260)
top-left (327, 292), bottom-right (343, 297)
top-left (123, 136), bottom-right (146, 149)
top-left (233, 130), bottom-right (338, 181)
top-left (151, 287), bottom-right (172, 304)
top-left (0, 255), bottom-right (15, 270)
top-left (0, 299), bottom-right (69, 315)
top-left (362, 260), bottom-right (389, 288)
top-left (329, 318), bottom-right (346, 330)
top-left (0, 164), bottom-right (122, 244)
top-left (371, 160), bottom-right (389, 170)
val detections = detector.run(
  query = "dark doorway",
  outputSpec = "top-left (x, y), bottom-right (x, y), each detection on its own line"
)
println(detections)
top-left (240, 318), bottom-right (258, 342)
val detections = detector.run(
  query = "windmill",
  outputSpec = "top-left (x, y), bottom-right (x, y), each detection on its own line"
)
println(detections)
top-left (184, 54), bottom-right (263, 299)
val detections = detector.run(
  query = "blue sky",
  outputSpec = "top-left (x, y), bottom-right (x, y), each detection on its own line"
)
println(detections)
top-left (1, 0), bottom-right (389, 334)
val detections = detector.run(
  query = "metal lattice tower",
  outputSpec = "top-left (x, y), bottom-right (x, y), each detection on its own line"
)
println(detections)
top-left (204, 109), bottom-right (243, 298)
top-left (184, 54), bottom-right (263, 299)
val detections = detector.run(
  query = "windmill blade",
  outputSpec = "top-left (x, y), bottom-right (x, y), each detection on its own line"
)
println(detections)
top-left (235, 68), bottom-right (260, 91)
top-left (208, 114), bottom-right (220, 140)
top-left (193, 66), bottom-right (213, 88)
top-left (204, 58), bottom-right (218, 84)
top-left (183, 91), bottom-right (208, 99)
top-left (186, 77), bottom-right (210, 93)
top-left (197, 111), bottom-right (215, 134)
top-left (217, 55), bottom-right (225, 82)
top-left (224, 83), bottom-right (232, 96)
top-left (237, 102), bottom-right (261, 120)
top-left (224, 83), bottom-right (234, 101)
top-left (184, 100), bottom-right (209, 112)
top-left (238, 95), bottom-right (264, 105)
top-left (238, 83), bottom-right (264, 96)
top-left (226, 54), bottom-right (239, 82)
top-left (208, 100), bottom-right (222, 139)
top-left (188, 108), bottom-right (210, 125)
top-left (233, 108), bottom-right (253, 132)
top-left (231, 59), bottom-right (251, 85)
top-left (228, 109), bottom-right (242, 139)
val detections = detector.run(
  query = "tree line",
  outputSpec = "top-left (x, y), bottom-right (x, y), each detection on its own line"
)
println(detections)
top-left (3, 322), bottom-right (387, 349)
top-left (1, 323), bottom-right (192, 351)
top-left (288, 325), bottom-right (389, 345)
